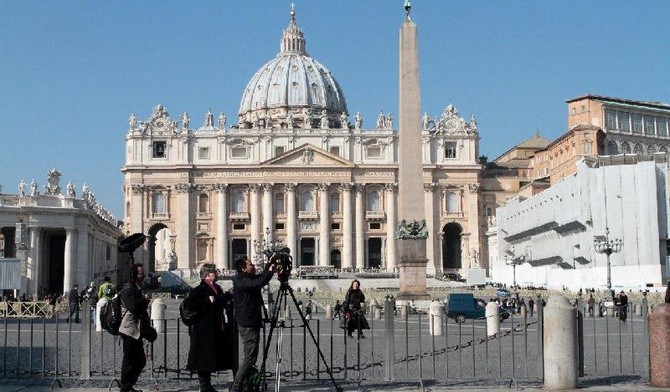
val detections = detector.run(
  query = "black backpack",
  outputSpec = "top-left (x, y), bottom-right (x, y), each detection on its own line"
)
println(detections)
top-left (100, 295), bottom-right (123, 335)
top-left (179, 299), bottom-right (199, 326)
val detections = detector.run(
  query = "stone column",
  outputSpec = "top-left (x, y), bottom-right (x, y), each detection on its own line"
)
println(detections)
top-left (543, 296), bottom-right (578, 390)
top-left (250, 184), bottom-right (261, 255)
top-left (63, 228), bottom-right (75, 291)
top-left (467, 183), bottom-right (481, 267)
top-left (175, 183), bottom-right (192, 270)
top-left (354, 184), bottom-right (365, 270)
top-left (215, 184), bottom-right (229, 270)
top-left (318, 183), bottom-right (330, 266)
top-left (424, 183), bottom-right (436, 275)
top-left (385, 183), bottom-right (397, 271)
top-left (129, 184), bottom-right (145, 263)
top-left (77, 227), bottom-right (90, 284)
top-left (262, 183), bottom-right (273, 241)
top-left (341, 183), bottom-right (354, 269)
top-left (285, 183), bottom-right (297, 260)
top-left (27, 228), bottom-right (41, 296)
top-left (649, 303), bottom-right (670, 387)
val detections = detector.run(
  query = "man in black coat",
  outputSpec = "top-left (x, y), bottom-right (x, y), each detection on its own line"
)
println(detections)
top-left (184, 264), bottom-right (236, 392)
top-left (230, 255), bottom-right (275, 392)
top-left (67, 284), bottom-right (80, 323)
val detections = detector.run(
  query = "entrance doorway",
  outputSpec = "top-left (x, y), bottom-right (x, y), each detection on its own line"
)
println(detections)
top-left (300, 238), bottom-right (315, 266)
top-left (368, 238), bottom-right (382, 269)
top-left (330, 249), bottom-right (341, 269)
top-left (147, 223), bottom-right (169, 273)
top-left (442, 223), bottom-right (462, 270)
top-left (231, 239), bottom-right (248, 266)
top-left (45, 230), bottom-right (65, 296)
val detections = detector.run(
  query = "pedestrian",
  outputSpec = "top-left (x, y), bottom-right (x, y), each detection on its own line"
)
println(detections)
top-left (67, 284), bottom-right (80, 323)
top-left (617, 290), bottom-right (628, 322)
top-left (183, 263), bottom-right (236, 392)
top-left (527, 298), bottom-right (534, 317)
top-left (333, 300), bottom-right (342, 320)
top-left (98, 276), bottom-right (115, 300)
top-left (119, 263), bottom-right (156, 392)
top-left (343, 279), bottom-right (370, 338)
top-left (305, 300), bottom-right (313, 320)
top-left (231, 255), bottom-right (275, 392)
top-left (587, 294), bottom-right (595, 317)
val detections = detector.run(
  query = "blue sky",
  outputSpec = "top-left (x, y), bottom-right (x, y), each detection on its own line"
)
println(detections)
top-left (2, 1), bottom-right (670, 218)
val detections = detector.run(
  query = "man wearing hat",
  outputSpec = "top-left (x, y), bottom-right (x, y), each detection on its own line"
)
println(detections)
top-left (67, 284), bottom-right (80, 323)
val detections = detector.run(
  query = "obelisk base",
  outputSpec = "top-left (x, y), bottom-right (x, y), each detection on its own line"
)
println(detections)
top-left (396, 238), bottom-right (430, 300)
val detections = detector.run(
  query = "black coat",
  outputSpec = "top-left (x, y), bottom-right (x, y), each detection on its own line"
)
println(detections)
top-left (343, 289), bottom-right (370, 331)
top-left (184, 280), bottom-right (236, 372)
top-left (232, 270), bottom-right (273, 328)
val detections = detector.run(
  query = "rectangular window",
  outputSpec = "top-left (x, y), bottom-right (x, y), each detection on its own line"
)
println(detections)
top-left (106, 246), bottom-right (111, 261)
top-left (152, 141), bottom-right (166, 158)
top-left (644, 115), bottom-right (655, 135)
top-left (366, 146), bottom-right (381, 158)
top-left (233, 223), bottom-right (245, 230)
top-left (275, 223), bottom-right (285, 230)
top-left (445, 142), bottom-right (457, 159)
top-left (369, 222), bottom-right (381, 230)
top-left (198, 147), bottom-right (210, 159)
top-left (329, 146), bottom-right (340, 156)
top-left (618, 112), bottom-right (630, 131)
top-left (446, 192), bottom-right (459, 212)
top-left (658, 117), bottom-right (668, 137)
top-left (605, 109), bottom-right (617, 129)
top-left (331, 222), bottom-right (341, 230)
top-left (632, 114), bottom-right (643, 134)
top-left (230, 146), bottom-right (248, 159)
top-left (274, 146), bottom-right (285, 157)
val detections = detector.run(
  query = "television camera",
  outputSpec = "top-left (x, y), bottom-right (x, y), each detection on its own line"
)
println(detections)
top-left (262, 245), bottom-right (293, 283)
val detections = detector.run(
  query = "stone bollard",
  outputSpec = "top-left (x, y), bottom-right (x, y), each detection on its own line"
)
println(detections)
top-left (606, 306), bottom-right (614, 317)
top-left (285, 305), bottom-right (292, 319)
top-left (151, 297), bottom-right (166, 333)
top-left (635, 303), bottom-right (642, 316)
top-left (544, 296), bottom-right (578, 390)
top-left (649, 303), bottom-right (670, 387)
top-left (429, 300), bottom-right (444, 336)
top-left (400, 304), bottom-right (408, 320)
top-left (486, 302), bottom-right (499, 336)
top-left (325, 304), bottom-right (333, 320)
top-left (520, 304), bottom-right (527, 318)
top-left (95, 298), bottom-right (108, 332)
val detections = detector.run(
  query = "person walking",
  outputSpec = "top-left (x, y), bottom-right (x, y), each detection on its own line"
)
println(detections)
top-left (183, 264), bottom-right (236, 392)
top-left (343, 279), bottom-right (370, 338)
top-left (527, 298), bottom-right (534, 317)
top-left (67, 284), bottom-right (80, 323)
top-left (617, 290), bottom-right (628, 322)
top-left (231, 255), bottom-right (275, 392)
top-left (333, 300), bottom-right (342, 320)
top-left (119, 264), bottom-right (155, 392)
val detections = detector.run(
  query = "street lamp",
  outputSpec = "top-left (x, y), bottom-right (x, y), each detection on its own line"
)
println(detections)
top-left (593, 227), bottom-right (622, 290)
top-left (504, 245), bottom-right (526, 288)
top-left (253, 227), bottom-right (284, 265)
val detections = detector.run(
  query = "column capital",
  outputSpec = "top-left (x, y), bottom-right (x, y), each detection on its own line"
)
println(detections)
top-left (130, 184), bottom-right (146, 194)
top-left (174, 183), bottom-right (192, 194)
top-left (467, 183), bottom-right (480, 193)
top-left (423, 182), bottom-right (436, 193)
top-left (284, 183), bottom-right (297, 192)
top-left (385, 182), bottom-right (398, 192)
top-left (249, 183), bottom-right (261, 192)
top-left (353, 183), bottom-right (366, 193)
top-left (262, 183), bottom-right (274, 192)
top-left (340, 182), bottom-right (353, 191)
top-left (213, 183), bottom-right (229, 193)
top-left (318, 182), bottom-right (330, 192)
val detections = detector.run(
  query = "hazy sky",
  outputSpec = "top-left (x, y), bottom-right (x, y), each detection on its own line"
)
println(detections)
top-left (2, 1), bottom-right (670, 218)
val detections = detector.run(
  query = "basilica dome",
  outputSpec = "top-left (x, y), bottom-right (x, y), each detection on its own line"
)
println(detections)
top-left (238, 8), bottom-right (348, 129)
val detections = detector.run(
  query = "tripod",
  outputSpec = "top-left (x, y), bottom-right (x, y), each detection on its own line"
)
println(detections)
top-left (259, 279), bottom-right (342, 392)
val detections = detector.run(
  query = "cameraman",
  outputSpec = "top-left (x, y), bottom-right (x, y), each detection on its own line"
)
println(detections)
top-left (231, 255), bottom-right (275, 392)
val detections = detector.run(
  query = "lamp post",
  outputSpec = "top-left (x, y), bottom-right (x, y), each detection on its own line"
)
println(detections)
top-left (253, 227), bottom-right (284, 265)
top-left (593, 227), bottom-right (622, 290)
top-left (504, 245), bottom-right (526, 289)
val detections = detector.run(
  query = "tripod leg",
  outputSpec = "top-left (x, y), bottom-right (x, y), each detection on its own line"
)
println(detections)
top-left (286, 286), bottom-right (342, 392)
top-left (259, 288), bottom-right (287, 392)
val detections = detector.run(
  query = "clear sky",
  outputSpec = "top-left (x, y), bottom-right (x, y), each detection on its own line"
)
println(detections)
top-left (2, 1), bottom-right (670, 218)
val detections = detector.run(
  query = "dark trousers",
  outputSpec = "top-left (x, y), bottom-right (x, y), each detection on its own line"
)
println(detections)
top-left (198, 370), bottom-right (212, 391)
top-left (68, 303), bottom-right (79, 322)
top-left (231, 326), bottom-right (260, 392)
top-left (121, 334), bottom-right (146, 391)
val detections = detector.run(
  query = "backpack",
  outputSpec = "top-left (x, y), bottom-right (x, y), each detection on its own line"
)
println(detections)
top-left (100, 294), bottom-right (123, 335)
top-left (179, 300), bottom-right (198, 327)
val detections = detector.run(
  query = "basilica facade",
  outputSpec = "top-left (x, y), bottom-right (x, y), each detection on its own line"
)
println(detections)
top-left (122, 9), bottom-right (484, 275)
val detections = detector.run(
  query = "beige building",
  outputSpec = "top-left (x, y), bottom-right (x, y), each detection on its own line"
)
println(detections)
top-left (122, 9), bottom-right (483, 276)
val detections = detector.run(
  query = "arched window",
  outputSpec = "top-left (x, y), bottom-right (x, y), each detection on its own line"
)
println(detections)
top-left (198, 194), bottom-right (209, 213)
top-left (274, 193), bottom-right (285, 214)
top-left (300, 190), bottom-right (314, 211)
top-left (446, 192), bottom-right (459, 213)
top-left (660, 145), bottom-right (668, 153)
top-left (367, 190), bottom-right (380, 212)
top-left (152, 193), bottom-right (166, 214)
top-left (647, 145), bottom-right (656, 154)
top-left (607, 140), bottom-right (619, 155)
top-left (330, 192), bottom-right (340, 213)
top-left (232, 190), bottom-right (246, 213)
top-left (633, 143), bottom-right (644, 155)
top-left (621, 141), bottom-right (632, 154)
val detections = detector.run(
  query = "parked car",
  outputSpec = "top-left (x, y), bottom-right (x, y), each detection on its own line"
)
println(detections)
top-left (446, 293), bottom-right (509, 323)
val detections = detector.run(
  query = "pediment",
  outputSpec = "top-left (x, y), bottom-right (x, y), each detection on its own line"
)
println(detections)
top-left (262, 144), bottom-right (355, 168)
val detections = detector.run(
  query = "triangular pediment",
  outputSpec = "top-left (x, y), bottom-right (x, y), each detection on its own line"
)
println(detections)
top-left (262, 144), bottom-right (355, 168)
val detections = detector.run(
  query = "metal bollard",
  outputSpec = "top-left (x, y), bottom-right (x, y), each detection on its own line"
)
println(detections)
top-left (543, 296), bottom-right (578, 390)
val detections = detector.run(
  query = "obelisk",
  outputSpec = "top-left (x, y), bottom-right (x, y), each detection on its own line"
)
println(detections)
top-left (396, 1), bottom-right (429, 299)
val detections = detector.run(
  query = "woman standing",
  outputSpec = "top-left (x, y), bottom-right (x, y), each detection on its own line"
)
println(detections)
top-left (343, 279), bottom-right (370, 338)
top-left (184, 264), bottom-right (236, 392)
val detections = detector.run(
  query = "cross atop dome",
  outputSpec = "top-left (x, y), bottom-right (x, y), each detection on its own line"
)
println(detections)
top-left (281, 3), bottom-right (305, 54)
